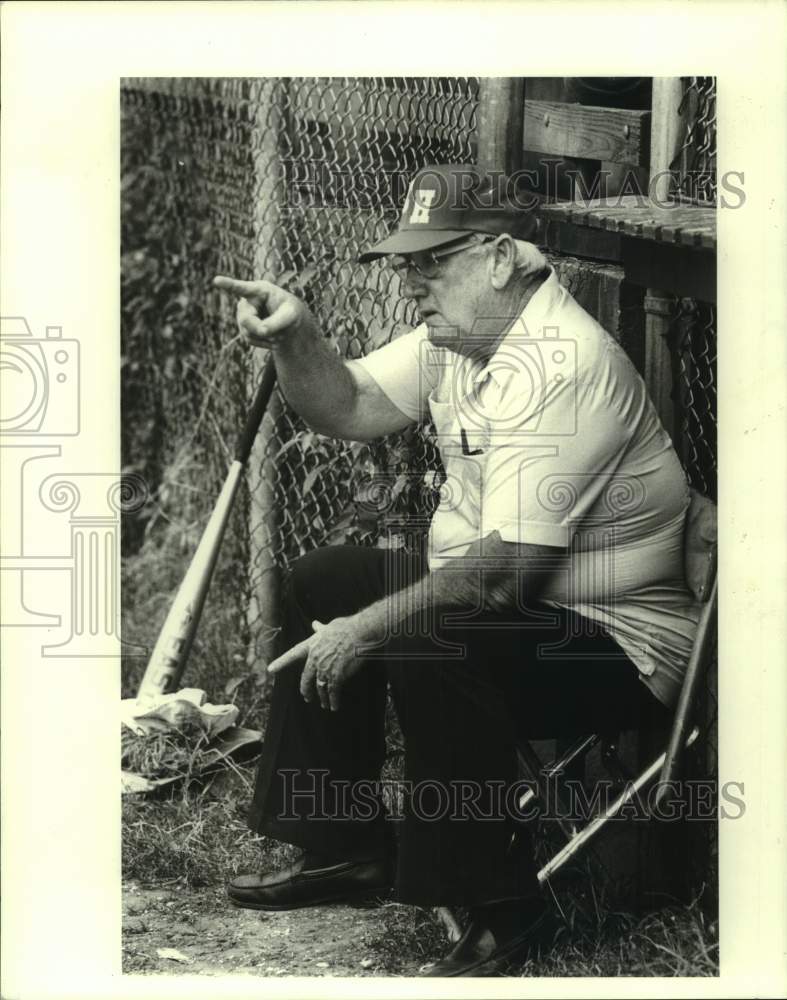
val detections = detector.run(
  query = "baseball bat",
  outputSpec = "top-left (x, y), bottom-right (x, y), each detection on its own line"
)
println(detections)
top-left (136, 355), bottom-right (277, 699)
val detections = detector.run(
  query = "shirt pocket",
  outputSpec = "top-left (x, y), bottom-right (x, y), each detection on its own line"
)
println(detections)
top-left (427, 394), bottom-right (485, 519)
top-left (427, 394), bottom-right (489, 452)
top-left (427, 394), bottom-right (457, 441)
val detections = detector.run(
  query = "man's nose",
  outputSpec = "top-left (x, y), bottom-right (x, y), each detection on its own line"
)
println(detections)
top-left (400, 268), bottom-right (426, 299)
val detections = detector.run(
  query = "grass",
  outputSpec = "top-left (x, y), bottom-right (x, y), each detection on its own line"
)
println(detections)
top-left (121, 511), bottom-right (274, 728)
top-left (121, 522), bottom-right (718, 977)
top-left (523, 899), bottom-right (719, 977)
top-left (122, 763), bottom-right (296, 888)
top-left (358, 879), bottom-right (717, 977)
top-left (361, 902), bottom-right (452, 973)
top-left (122, 759), bottom-right (718, 976)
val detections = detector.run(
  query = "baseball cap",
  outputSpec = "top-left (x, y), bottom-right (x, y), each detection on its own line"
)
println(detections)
top-left (358, 163), bottom-right (538, 263)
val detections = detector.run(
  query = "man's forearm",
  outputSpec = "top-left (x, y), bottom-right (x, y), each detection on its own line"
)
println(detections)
top-left (353, 567), bottom-right (481, 645)
top-left (352, 535), bottom-right (541, 645)
top-left (271, 329), bottom-right (359, 437)
top-left (217, 274), bottom-right (362, 437)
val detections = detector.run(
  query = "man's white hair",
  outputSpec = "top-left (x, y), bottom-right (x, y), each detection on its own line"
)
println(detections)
top-left (511, 239), bottom-right (548, 278)
top-left (466, 233), bottom-right (548, 281)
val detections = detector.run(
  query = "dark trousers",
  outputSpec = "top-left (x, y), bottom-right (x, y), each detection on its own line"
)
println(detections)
top-left (249, 545), bottom-right (670, 907)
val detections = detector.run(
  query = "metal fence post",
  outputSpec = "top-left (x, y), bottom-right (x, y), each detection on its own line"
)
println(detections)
top-left (247, 79), bottom-right (285, 674)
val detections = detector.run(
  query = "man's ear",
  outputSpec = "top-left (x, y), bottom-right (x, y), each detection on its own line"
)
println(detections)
top-left (488, 235), bottom-right (517, 290)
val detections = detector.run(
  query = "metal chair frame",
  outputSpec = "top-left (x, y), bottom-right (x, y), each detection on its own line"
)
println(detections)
top-left (433, 492), bottom-right (716, 943)
top-left (517, 490), bottom-right (719, 886)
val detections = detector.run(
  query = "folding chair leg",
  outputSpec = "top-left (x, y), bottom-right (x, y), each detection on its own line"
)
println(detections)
top-left (537, 727), bottom-right (699, 884)
top-left (515, 735), bottom-right (600, 842)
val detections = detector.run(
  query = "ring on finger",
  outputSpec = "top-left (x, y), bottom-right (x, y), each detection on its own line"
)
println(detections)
top-left (316, 678), bottom-right (328, 688)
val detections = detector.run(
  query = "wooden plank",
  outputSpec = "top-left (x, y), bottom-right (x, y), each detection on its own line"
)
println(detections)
top-left (564, 156), bottom-right (601, 203)
top-left (600, 205), bottom-right (651, 234)
top-left (657, 211), bottom-right (716, 247)
top-left (540, 198), bottom-right (716, 249)
top-left (640, 217), bottom-right (663, 242)
top-left (542, 202), bottom-right (574, 223)
top-left (660, 221), bottom-right (680, 244)
top-left (622, 237), bottom-right (716, 301)
top-left (542, 197), bottom-right (645, 223)
top-left (683, 220), bottom-right (716, 236)
top-left (585, 209), bottom-right (607, 229)
top-left (542, 219), bottom-right (622, 262)
top-left (524, 100), bottom-right (650, 166)
top-left (666, 205), bottom-right (710, 230)
top-left (566, 201), bottom-right (648, 234)
top-left (700, 229), bottom-right (716, 250)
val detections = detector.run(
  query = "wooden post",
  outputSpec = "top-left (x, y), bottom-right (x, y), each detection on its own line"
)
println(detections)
top-left (644, 79), bottom-right (684, 439)
top-left (643, 292), bottom-right (676, 441)
top-left (650, 78), bottom-right (684, 205)
top-left (476, 78), bottom-right (525, 174)
top-left (634, 81), bottom-right (691, 900)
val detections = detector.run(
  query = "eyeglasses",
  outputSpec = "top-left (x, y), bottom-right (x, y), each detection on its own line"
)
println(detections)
top-left (390, 235), bottom-right (495, 281)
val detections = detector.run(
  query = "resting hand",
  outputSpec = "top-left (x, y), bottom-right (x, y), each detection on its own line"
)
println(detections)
top-left (212, 275), bottom-right (318, 349)
top-left (267, 617), bottom-right (370, 712)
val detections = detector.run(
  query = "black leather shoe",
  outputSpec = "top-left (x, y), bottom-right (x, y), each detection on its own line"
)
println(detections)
top-left (227, 853), bottom-right (392, 911)
top-left (423, 901), bottom-right (553, 977)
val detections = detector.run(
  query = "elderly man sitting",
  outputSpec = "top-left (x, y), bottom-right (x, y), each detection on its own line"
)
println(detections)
top-left (214, 164), bottom-right (699, 977)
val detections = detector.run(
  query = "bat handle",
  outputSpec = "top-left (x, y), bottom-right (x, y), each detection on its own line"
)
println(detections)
top-left (234, 356), bottom-right (277, 465)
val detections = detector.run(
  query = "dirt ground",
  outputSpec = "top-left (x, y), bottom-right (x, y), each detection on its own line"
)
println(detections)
top-left (122, 880), bottom-right (438, 978)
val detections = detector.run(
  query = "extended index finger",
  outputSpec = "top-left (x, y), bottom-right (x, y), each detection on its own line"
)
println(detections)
top-left (213, 275), bottom-right (275, 301)
top-left (267, 635), bottom-right (315, 674)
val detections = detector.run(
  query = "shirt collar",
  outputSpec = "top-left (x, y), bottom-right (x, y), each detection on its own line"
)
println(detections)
top-left (472, 266), bottom-right (562, 388)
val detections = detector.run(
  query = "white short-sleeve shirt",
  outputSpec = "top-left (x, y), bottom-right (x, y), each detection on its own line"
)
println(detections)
top-left (352, 268), bottom-right (700, 707)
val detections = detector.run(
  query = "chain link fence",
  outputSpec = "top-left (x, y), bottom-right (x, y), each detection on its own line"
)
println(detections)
top-left (121, 74), bottom-right (718, 898)
top-left (671, 299), bottom-right (717, 501)
top-left (664, 78), bottom-right (717, 862)
top-left (121, 74), bottom-right (717, 692)
top-left (668, 292), bottom-right (718, 892)
top-left (671, 77), bottom-right (717, 205)
top-left (121, 77), bottom-right (477, 681)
